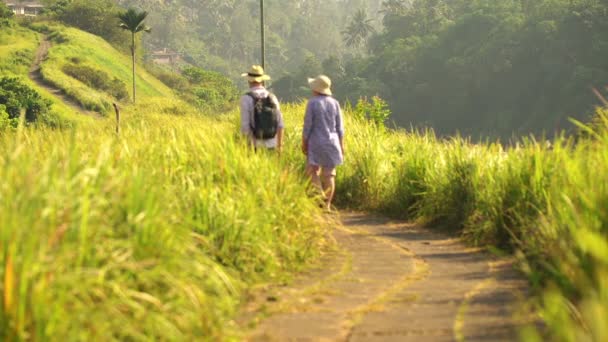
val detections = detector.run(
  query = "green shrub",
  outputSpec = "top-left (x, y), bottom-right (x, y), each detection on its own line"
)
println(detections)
top-left (53, 0), bottom-right (130, 52)
top-left (353, 96), bottom-right (392, 129)
top-left (62, 63), bottom-right (129, 100)
top-left (182, 66), bottom-right (239, 111)
top-left (0, 104), bottom-right (18, 130)
top-left (0, 77), bottom-right (51, 123)
top-left (145, 65), bottom-right (239, 112)
top-left (145, 64), bottom-right (190, 92)
top-left (0, 2), bottom-right (13, 27)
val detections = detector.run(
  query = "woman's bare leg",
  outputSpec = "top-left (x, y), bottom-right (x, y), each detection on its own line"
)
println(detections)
top-left (321, 168), bottom-right (336, 210)
top-left (306, 165), bottom-right (323, 197)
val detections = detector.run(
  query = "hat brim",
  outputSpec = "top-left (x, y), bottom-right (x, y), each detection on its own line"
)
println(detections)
top-left (308, 78), bottom-right (332, 95)
top-left (242, 73), bottom-right (271, 82)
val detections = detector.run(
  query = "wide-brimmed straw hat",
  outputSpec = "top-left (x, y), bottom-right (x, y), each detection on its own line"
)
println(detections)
top-left (241, 65), bottom-right (271, 83)
top-left (308, 75), bottom-right (332, 96)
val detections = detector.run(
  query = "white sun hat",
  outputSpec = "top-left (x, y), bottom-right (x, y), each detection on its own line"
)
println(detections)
top-left (241, 65), bottom-right (271, 82)
top-left (308, 75), bottom-right (332, 96)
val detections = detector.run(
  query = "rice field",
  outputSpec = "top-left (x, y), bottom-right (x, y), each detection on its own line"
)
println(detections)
top-left (0, 103), bottom-right (329, 341)
top-left (1, 20), bottom-right (607, 341)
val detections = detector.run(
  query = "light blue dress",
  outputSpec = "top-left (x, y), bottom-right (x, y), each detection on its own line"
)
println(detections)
top-left (303, 95), bottom-right (345, 168)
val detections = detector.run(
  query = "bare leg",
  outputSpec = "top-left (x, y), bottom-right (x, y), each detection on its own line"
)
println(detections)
top-left (306, 165), bottom-right (324, 198)
top-left (321, 170), bottom-right (336, 211)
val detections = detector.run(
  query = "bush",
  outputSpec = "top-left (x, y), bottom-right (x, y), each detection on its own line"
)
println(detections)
top-left (145, 64), bottom-right (189, 92)
top-left (182, 66), bottom-right (239, 111)
top-left (0, 77), bottom-right (51, 123)
top-left (62, 63), bottom-right (129, 100)
top-left (353, 96), bottom-right (392, 129)
top-left (0, 3), bottom-right (13, 27)
top-left (53, 0), bottom-right (130, 52)
top-left (147, 65), bottom-right (239, 112)
top-left (0, 104), bottom-right (18, 130)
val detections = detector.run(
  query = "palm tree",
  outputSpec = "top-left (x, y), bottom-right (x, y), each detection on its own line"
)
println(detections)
top-left (342, 9), bottom-right (376, 49)
top-left (118, 8), bottom-right (151, 103)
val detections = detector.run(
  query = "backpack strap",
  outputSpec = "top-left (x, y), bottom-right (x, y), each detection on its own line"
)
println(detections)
top-left (246, 92), bottom-right (257, 133)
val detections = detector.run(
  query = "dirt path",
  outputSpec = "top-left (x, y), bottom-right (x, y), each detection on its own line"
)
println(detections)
top-left (240, 212), bottom-right (532, 341)
top-left (28, 37), bottom-right (99, 117)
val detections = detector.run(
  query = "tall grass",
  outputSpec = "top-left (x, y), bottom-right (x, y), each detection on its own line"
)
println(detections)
top-left (2, 73), bottom-right (607, 341)
top-left (281, 101), bottom-right (607, 340)
top-left (0, 104), bottom-right (327, 340)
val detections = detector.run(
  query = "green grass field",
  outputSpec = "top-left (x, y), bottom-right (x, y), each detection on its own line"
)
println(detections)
top-left (1, 19), bottom-right (607, 341)
top-left (0, 105), bottom-right (330, 340)
top-left (4, 96), bottom-right (608, 340)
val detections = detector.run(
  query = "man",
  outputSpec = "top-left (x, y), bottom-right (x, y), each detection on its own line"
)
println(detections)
top-left (302, 75), bottom-right (345, 211)
top-left (240, 65), bottom-right (284, 153)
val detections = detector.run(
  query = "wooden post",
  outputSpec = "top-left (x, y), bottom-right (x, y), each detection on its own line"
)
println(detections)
top-left (112, 103), bottom-right (120, 135)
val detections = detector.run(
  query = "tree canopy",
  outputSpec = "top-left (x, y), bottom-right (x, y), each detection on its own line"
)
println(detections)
top-left (46, 0), bottom-right (608, 138)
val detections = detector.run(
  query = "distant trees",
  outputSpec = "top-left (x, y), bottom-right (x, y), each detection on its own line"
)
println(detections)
top-left (366, 0), bottom-right (608, 138)
top-left (147, 64), bottom-right (239, 112)
top-left (342, 9), bottom-right (376, 49)
top-left (114, 0), bottom-right (382, 81)
top-left (50, 0), bottom-right (130, 51)
top-left (118, 8), bottom-right (151, 103)
top-left (271, 0), bottom-right (608, 138)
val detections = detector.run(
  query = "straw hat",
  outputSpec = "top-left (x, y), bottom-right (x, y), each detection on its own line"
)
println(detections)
top-left (241, 65), bottom-right (271, 83)
top-left (308, 75), bottom-right (332, 96)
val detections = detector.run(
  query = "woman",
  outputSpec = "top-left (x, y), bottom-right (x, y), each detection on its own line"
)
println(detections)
top-left (302, 75), bottom-right (345, 211)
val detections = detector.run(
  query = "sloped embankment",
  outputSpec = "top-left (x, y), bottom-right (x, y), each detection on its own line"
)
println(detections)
top-left (28, 36), bottom-right (98, 117)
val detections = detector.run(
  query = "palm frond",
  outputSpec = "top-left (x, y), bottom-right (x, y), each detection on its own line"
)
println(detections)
top-left (118, 8), bottom-right (150, 34)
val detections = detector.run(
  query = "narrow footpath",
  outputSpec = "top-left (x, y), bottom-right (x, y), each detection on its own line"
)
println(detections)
top-left (28, 37), bottom-right (99, 117)
top-left (240, 212), bottom-right (531, 342)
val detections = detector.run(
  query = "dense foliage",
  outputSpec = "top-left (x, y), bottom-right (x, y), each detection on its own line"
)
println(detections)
top-left (107, 0), bottom-right (608, 138)
top-left (0, 77), bottom-right (51, 123)
top-left (45, 0), bottom-right (132, 52)
top-left (111, 0), bottom-right (382, 80)
top-left (360, 0), bottom-right (608, 138)
top-left (0, 2), bottom-right (13, 27)
top-left (62, 61), bottom-right (129, 100)
top-left (0, 104), bottom-right (17, 129)
top-left (283, 0), bottom-right (608, 138)
top-left (148, 65), bottom-right (240, 112)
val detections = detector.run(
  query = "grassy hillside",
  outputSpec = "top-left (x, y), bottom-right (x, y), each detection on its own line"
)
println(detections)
top-left (33, 24), bottom-right (176, 114)
top-left (0, 24), bottom-right (85, 126)
top-left (1, 20), bottom-right (197, 126)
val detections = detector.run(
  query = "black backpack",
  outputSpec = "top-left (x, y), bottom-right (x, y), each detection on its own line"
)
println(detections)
top-left (247, 92), bottom-right (279, 140)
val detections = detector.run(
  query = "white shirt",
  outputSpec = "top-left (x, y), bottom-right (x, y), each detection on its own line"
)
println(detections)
top-left (240, 85), bottom-right (284, 148)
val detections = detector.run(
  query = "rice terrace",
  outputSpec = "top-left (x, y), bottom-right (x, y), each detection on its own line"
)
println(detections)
top-left (1, 0), bottom-right (607, 341)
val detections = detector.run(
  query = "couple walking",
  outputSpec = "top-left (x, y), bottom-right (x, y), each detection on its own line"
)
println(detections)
top-left (240, 65), bottom-right (345, 211)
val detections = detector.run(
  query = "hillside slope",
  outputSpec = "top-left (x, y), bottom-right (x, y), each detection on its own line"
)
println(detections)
top-left (36, 23), bottom-right (177, 114)
top-left (0, 24), bottom-right (85, 125)
top-left (1, 21), bottom-right (189, 124)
